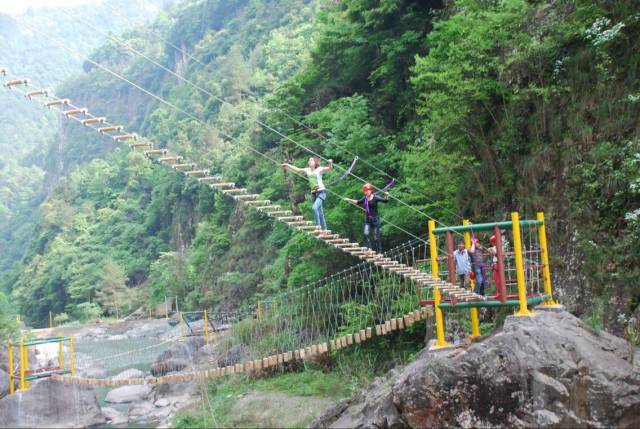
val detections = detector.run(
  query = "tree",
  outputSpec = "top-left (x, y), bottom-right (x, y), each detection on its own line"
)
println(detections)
top-left (94, 260), bottom-right (129, 318)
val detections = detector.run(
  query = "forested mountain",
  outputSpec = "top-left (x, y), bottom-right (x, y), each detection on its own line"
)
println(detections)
top-left (1, 0), bottom-right (638, 341)
top-left (0, 0), bottom-right (166, 275)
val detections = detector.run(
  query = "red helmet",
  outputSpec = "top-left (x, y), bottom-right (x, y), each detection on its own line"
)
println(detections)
top-left (362, 183), bottom-right (374, 193)
top-left (490, 235), bottom-right (497, 244)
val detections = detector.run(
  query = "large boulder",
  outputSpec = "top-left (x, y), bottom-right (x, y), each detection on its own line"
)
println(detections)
top-left (113, 368), bottom-right (145, 380)
top-left (311, 310), bottom-right (640, 428)
top-left (216, 344), bottom-right (250, 368)
top-left (150, 337), bottom-right (203, 376)
top-left (0, 369), bottom-right (9, 399)
top-left (0, 378), bottom-right (105, 428)
top-left (101, 406), bottom-right (127, 426)
top-left (105, 384), bottom-right (152, 404)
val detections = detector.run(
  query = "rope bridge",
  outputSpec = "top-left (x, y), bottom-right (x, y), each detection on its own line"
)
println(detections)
top-left (56, 238), bottom-right (436, 386)
top-left (1, 67), bottom-right (559, 390)
top-left (0, 67), bottom-right (483, 306)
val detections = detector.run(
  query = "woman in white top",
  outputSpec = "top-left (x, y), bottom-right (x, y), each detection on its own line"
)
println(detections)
top-left (281, 156), bottom-right (333, 235)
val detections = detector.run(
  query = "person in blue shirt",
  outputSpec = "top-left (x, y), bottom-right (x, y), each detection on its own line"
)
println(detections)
top-left (453, 240), bottom-right (472, 289)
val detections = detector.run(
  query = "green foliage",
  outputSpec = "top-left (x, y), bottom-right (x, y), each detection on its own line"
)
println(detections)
top-left (0, 291), bottom-right (18, 341)
top-left (70, 302), bottom-right (102, 324)
top-left (174, 367), bottom-right (356, 428)
top-left (3, 0), bottom-right (639, 336)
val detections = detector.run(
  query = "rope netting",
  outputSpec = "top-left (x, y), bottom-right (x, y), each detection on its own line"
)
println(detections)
top-left (41, 239), bottom-right (432, 386)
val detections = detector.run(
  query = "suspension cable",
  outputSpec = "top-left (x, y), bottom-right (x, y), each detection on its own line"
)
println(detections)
top-left (16, 21), bottom-right (427, 243)
top-left (102, 0), bottom-right (465, 223)
top-left (59, 4), bottom-right (464, 230)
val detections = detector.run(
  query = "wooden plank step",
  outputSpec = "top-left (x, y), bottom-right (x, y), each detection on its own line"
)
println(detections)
top-left (297, 225), bottom-right (320, 231)
top-left (321, 234), bottom-right (340, 240)
top-left (235, 194), bottom-right (261, 200)
top-left (277, 216), bottom-right (304, 221)
top-left (257, 205), bottom-right (281, 212)
top-left (172, 163), bottom-right (197, 170)
top-left (159, 156), bottom-right (183, 162)
top-left (326, 239), bottom-right (349, 244)
top-left (245, 200), bottom-right (271, 205)
top-left (222, 188), bottom-right (248, 195)
top-left (209, 182), bottom-right (236, 188)
top-left (289, 221), bottom-right (314, 226)
top-left (197, 176), bottom-right (223, 183)
top-left (265, 210), bottom-right (291, 216)
top-left (334, 242), bottom-right (359, 247)
top-left (185, 170), bottom-right (209, 177)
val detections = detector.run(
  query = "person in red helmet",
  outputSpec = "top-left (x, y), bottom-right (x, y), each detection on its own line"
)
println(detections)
top-left (344, 183), bottom-right (389, 253)
top-left (488, 235), bottom-right (502, 291)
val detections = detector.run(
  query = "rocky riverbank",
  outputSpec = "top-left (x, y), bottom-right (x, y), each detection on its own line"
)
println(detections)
top-left (311, 309), bottom-right (640, 428)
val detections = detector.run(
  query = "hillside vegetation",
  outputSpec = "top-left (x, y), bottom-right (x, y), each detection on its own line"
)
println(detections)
top-left (0, 0), bottom-right (638, 342)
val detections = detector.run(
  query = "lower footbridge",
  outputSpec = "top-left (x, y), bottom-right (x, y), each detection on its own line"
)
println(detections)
top-left (2, 69), bottom-right (560, 390)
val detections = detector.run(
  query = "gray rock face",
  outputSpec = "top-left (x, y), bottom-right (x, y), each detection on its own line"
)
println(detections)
top-left (311, 310), bottom-right (640, 428)
top-left (101, 406), bottom-right (128, 425)
top-left (105, 385), bottom-right (152, 404)
top-left (0, 379), bottom-right (105, 428)
top-left (0, 369), bottom-right (9, 399)
top-left (77, 365), bottom-right (107, 379)
top-left (150, 337), bottom-right (203, 376)
top-left (216, 344), bottom-right (249, 367)
top-left (113, 368), bottom-right (145, 380)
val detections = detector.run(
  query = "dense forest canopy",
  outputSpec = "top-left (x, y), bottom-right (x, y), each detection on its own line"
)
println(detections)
top-left (0, 0), bottom-right (166, 272)
top-left (0, 0), bottom-right (637, 340)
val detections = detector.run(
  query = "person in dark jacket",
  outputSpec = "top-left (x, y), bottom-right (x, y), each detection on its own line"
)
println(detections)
top-left (345, 183), bottom-right (389, 253)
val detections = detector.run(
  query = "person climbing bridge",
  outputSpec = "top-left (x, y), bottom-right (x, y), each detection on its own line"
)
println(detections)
top-left (469, 237), bottom-right (486, 295)
top-left (453, 240), bottom-right (472, 289)
top-left (281, 156), bottom-right (333, 235)
top-left (344, 183), bottom-right (389, 253)
top-left (488, 235), bottom-right (502, 292)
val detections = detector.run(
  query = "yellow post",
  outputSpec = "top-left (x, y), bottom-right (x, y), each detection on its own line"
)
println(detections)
top-left (16, 314), bottom-right (20, 324)
top-left (536, 212), bottom-right (558, 306)
top-left (58, 339), bottom-right (64, 370)
top-left (69, 335), bottom-right (76, 375)
top-left (429, 220), bottom-right (451, 348)
top-left (213, 330), bottom-right (219, 346)
top-left (203, 310), bottom-right (210, 346)
top-left (49, 311), bottom-right (53, 329)
top-left (179, 312), bottom-right (185, 339)
top-left (147, 303), bottom-right (152, 320)
top-left (257, 302), bottom-right (263, 321)
top-left (463, 219), bottom-right (481, 338)
top-left (512, 212), bottom-right (532, 316)
top-left (8, 341), bottom-right (14, 395)
top-left (19, 338), bottom-right (26, 391)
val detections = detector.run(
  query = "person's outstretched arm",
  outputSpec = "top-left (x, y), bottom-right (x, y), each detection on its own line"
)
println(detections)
top-left (281, 162), bottom-right (306, 174)
top-left (343, 197), bottom-right (358, 205)
top-left (375, 192), bottom-right (390, 203)
top-left (320, 159), bottom-right (334, 173)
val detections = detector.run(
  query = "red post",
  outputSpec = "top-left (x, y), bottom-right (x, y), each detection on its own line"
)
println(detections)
top-left (494, 226), bottom-right (507, 302)
top-left (446, 231), bottom-right (456, 286)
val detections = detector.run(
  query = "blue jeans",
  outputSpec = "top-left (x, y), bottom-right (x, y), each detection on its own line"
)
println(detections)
top-left (473, 265), bottom-right (485, 295)
top-left (312, 191), bottom-right (328, 230)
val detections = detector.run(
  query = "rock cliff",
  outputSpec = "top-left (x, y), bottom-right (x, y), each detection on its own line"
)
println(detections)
top-left (311, 309), bottom-right (640, 428)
